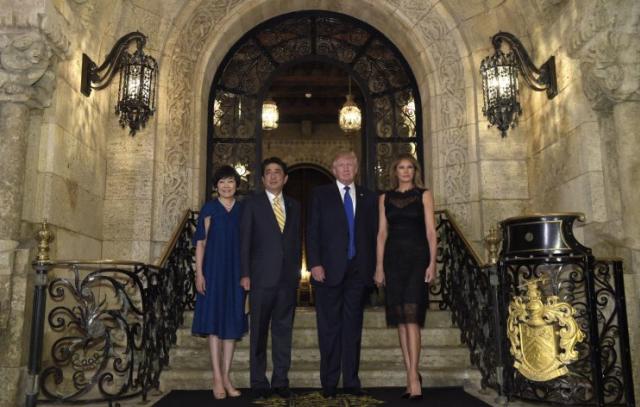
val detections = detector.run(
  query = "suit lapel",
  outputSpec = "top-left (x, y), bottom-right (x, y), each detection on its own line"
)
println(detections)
top-left (333, 184), bottom-right (349, 226)
top-left (354, 185), bottom-right (365, 222)
top-left (260, 192), bottom-right (282, 234)
top-left (282, 195), bottom-right (292, 234)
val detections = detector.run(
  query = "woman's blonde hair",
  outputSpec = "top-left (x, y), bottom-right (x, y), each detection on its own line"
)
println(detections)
top-left (389, 154), bottom-right (424, 190)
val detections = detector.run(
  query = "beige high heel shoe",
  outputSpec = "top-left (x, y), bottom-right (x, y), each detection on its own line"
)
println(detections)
top-left (225, 385), bottom-right (241, 398)
top-left (212, 382), bottom-right (227, 400)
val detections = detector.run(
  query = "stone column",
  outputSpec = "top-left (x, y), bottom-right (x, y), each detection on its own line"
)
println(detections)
top-left (569, 0), bottom-right (640, 399)
top-left (0, 103), bottom-right (31, 240)
top-left (0, 18), bottom-right (67, 405)
top-left (612, 102), bottom-right (640, 250)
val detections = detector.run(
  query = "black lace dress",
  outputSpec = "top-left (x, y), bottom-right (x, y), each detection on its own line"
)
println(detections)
top-left (383, 188), bottom-right (430, 327)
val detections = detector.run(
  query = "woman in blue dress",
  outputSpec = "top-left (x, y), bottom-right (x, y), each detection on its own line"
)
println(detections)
top-left (192, 165), bottom-right (247, 400)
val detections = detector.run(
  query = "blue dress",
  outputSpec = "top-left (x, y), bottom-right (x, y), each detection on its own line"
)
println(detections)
top-left (191, 199), bottom-right (247, 339)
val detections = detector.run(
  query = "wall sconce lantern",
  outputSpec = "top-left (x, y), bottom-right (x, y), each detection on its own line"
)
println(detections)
top-left (339, 76), bottom-right (362, 133)
top-left (480, 32), bottom-right (557, 137)
top-left (81, 32), bottom-right (158, 136)
top-left (261, 97), bottom-right (279, 130)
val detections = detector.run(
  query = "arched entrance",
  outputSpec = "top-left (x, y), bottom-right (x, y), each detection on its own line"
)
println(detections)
top-left (207, 11), bottom-right (423, 194)
top-left (284, 164), bottom-right (333, 223)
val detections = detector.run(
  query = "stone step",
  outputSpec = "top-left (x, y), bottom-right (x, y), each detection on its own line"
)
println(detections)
top-left (159, 363), bottom-right (481, 391)
top-left (169, 345), bottom-right (471, 369)
top-left (176, 326), bottom-right (462, 349)
top-left (181, 307), bottom-right (455, 329)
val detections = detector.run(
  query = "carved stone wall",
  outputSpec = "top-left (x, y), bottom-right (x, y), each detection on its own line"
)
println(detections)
top-left (261, 123), bottom-right (357, 174)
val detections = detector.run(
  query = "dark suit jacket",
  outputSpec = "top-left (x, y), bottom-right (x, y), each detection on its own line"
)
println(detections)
top-left (306, 183), bottom-right (378, 287)
top-left (240, 191), bottom-right (302, 289)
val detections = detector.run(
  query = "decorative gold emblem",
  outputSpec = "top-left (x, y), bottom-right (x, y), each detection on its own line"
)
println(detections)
top-left (507, 277), bottom-right (585, 382)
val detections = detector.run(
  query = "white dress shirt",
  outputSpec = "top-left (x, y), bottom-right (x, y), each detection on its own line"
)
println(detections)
top-left (266, 190), bottom-right (286, 218)
top-left (336, 180), bottom-right (356, 215)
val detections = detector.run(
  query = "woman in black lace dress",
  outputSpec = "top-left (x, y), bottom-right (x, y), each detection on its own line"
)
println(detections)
top-left (374, 154), bottom-right (437, 400)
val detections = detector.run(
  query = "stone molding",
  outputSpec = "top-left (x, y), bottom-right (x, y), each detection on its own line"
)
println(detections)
top-left (263, 139), bottom-right (353, 173)
top-left (159, 0), bottom-right (473, 240)
top-left (569, 0), bottom-right (640, 110)
top-left (0, 2), bottom-right (71, 108)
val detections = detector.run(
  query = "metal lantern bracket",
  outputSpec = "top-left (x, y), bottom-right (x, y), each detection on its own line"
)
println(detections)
top-left (81, 32), bottom-right (148, 97)
top-left (492, 32), bottom-right (558, 99)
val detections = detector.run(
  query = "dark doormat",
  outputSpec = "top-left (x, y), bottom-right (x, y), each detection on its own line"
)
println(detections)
top-left (153, 387), bottom-right (492, 406)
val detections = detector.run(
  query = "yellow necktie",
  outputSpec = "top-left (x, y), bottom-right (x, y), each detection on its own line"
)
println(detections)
top-left (272, 195), bottom-right (285, 232)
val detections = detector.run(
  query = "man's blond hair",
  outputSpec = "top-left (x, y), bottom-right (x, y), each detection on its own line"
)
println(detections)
top-left (332, 151), bottom-right (358, 167)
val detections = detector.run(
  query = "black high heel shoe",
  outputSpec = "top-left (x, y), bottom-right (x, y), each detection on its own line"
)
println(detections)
top-left (401, 373), bottom-right (423, 399)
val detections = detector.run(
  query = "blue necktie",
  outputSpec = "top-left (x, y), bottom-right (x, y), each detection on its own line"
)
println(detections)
top-left (343, 186), bottom-right (356, 259)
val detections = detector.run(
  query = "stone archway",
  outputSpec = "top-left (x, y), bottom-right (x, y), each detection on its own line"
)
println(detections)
top-left (154, 0), bottom-right (477, 243)
top-left (207, 11), bottom-right (425, 194)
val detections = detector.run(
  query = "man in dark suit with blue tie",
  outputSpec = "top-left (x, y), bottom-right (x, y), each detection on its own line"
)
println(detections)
top-left (240, 157), bottom-right (301, 400)
top-left (306, 151), bottom-right (378, 398)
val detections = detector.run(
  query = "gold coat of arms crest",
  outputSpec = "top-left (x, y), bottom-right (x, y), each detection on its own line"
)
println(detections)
top-left (507, 278), bottom-right (585, 382)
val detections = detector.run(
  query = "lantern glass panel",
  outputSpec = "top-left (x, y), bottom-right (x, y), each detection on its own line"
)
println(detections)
top-left (262, 99), bottom-right (279, 130)
top-left (339, 95), bottom-right (361, 132)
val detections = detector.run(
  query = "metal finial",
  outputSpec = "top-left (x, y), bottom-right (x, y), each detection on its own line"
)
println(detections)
top-left (484, 224), bottom-right (502, 265)
top-left (35, 219), bottom-right (54, 262)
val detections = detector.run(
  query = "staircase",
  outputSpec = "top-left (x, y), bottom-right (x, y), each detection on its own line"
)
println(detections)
top-left (159, 306), bottom-right (480, 391)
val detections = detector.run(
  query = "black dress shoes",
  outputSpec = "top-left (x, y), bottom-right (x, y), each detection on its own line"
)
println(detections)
top-left (343, 387), bottom-right (368, 397)
top-left (322, 387), bottom-right (337, 398)
top-left (274, 387), bottom-right (292, 398)
top-left (252, 388), bottom-right (272, 400)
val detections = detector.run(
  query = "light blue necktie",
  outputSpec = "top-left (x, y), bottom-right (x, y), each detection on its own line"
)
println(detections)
top-left (343, 186), bottom-right (356, 259)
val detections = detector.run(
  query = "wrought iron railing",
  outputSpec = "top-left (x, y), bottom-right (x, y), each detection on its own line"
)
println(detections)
top-left (25, 211), bottom-right (197, 406)
top-left (499, 257), bottom-right (635, 406)
top-left (434, 211), bottom-right (635, 406)
top-left (434, 210), bottom-right (504, 392)
top-left (26, 210), bottom-right (635, 406)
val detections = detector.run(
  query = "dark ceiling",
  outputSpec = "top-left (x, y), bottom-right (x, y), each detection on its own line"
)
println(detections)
top-left (267, 61), bottom-right (364, 124)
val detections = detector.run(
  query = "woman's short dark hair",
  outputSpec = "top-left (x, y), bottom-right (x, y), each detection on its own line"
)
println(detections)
top-left (213, 165), bottom-right (240, 188)
top-left (261, 157), bottom-right (288, 175)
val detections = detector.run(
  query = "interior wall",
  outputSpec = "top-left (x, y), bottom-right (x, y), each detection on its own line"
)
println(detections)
top-left (19, 0), bottom-right (124, 261)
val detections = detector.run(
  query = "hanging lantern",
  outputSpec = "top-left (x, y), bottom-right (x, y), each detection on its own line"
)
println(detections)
top-left (116, 47), bottom-right (157, 134)
top-left (480, 49), bottom-right (520, 137)
top-left (81, 32), bottom-right (158, 136)
top-left (262, 97), bottom-right (279, 130)
top-left (339, 76), bottom-right (361, 133)
top-left (480, 32), bottom-right (558, 137)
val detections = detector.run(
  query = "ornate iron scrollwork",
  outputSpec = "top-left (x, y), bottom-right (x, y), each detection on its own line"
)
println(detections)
top-left (38, 211), bottom-right (198, 404)
top-left (208, 11), bottom-right (422, 192)
top-left (499, 214), bottom-right (635, 405)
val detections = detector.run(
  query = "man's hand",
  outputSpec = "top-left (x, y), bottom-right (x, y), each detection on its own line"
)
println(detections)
top-left (310, 266), bottom-right (326, 283)
top-left (195, 272), bottom-right (206, 295)
top-left (240, 276), bottom-right (251, 291)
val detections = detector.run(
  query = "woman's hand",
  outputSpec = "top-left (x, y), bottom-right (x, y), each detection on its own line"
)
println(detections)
top-left (374, 265), bottom-right (385, 287)
top-left (425, 263), bottom-right (436, 283)
top-left (195, 272), bottom-right (206, 295)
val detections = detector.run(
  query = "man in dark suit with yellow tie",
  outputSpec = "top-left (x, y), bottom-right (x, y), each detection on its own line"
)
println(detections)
top-left (306, 151), bottom-right (378, 398)
top-left (240, 157), bottom-right (301, 400)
